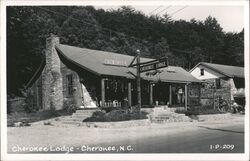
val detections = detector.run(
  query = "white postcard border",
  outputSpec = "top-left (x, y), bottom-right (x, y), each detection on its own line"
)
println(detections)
top-left (1, 0), bottom-right (249, 160)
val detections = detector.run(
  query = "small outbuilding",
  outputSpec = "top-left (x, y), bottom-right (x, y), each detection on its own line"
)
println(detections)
top-left (190, 62), bottom-right (245, 107)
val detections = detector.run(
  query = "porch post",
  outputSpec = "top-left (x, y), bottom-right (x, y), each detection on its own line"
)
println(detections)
top-left (128, 81), bottom-right (132, 107)
top-left (36, 82), bottom-right (39, 109)
top-left (149, 83), bottom-right (153, 105)
top-left (169, 84), bottom-right (172, 105)
top-left (185, 83), bottom-right (188, 110)
top-left (101, 78), bottom-right (105, 107)
top-left (198, 84), bottom-right (201, 105)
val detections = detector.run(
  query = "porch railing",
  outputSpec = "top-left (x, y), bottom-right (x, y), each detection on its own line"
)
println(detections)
top-left (100, 100), bottom-right (121, 108)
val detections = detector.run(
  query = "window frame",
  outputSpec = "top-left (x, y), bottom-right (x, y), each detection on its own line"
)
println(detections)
top-left (200, 68), bottom-right (204, 76)
top-left (66, 74), bottom-right (74, 96)
top-left (215, 79), bottom-right (221, 89)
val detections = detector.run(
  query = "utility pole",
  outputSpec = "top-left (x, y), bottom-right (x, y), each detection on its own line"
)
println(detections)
top-left (136, 49), bottom-right (141, 111)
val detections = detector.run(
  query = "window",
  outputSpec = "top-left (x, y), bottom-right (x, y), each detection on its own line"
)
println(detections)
top-left (200, 69), bottom-right (204, 76)
top-left (66, 75), bottom-right (73, 96)
top-left (216, 79), bottom-right (221, 89)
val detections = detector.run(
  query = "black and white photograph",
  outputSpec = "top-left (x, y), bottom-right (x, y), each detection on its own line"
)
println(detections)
top-left (1, 0), bottom-right (249, 160)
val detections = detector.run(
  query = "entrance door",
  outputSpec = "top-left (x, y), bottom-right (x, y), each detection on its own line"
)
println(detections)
top-left (171, 85), bottom-right (185, 106)
top-left (153, 83), bottom-right (169, 105)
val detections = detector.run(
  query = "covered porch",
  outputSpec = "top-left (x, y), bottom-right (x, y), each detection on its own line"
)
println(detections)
top-left (98, 76), bottom-right (192, 109)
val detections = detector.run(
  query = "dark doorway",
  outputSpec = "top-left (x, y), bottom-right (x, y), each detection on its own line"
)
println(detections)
top-left (153, 82), bottom-right (169, 105)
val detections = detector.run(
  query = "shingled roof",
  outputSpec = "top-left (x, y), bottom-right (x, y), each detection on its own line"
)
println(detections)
top-left (190, 62), bottom-right (244, 78)
top-left (55, 44), bottom-right (200, 83)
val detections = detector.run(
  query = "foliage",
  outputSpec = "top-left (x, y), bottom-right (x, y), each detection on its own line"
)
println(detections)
top-left (63, 101), bottom-right (77, 114)
top-left (84, 109), bottom-right (148, 122)
top-left (7, 6), bottom-right (244, 96)
top-left (175, 106), bottom-right (225, 115)
top-left (7, 109), bottom-right (71, 126)
top-left (21, 89), bottom-right (38, 113)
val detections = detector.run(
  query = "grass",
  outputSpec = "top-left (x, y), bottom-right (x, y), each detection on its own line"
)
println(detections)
top-left (7, 109), bottom-right (73, 126)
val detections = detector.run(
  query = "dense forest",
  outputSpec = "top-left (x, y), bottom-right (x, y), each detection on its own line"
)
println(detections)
top-left (7, 6), bottom-right (244, 96)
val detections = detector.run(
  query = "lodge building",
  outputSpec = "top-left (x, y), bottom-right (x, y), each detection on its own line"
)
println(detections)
top-left (26, 35), bottom-right (201, 111)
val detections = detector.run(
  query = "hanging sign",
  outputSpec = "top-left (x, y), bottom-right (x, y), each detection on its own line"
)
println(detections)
top-left (139, 58), bottom-right (168, 73)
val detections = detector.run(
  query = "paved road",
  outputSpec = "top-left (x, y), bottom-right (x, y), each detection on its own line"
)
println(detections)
top-left (94, 123), bottom-right (244, 153)
top-left (7, 115), bottom-right (244, 154)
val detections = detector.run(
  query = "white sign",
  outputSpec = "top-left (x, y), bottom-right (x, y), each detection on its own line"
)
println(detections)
top-left (104, 59), bottom-right (127, 66)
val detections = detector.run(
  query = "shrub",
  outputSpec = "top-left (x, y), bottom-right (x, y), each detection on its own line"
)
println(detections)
top-left (184, 106), bottom-right (225, 116)
top-left (63, 100), bottom-right (77, 114)
top-left (175, 106), bottom-right (224, 116)
top-left (43, 121), bottom-right (52, 126)
top-left (22, 89), bottom-right (37, 113)
top-left (174, 109), bottom-right (186, 114)
top-left (83, 109), bottom-right (148, 122)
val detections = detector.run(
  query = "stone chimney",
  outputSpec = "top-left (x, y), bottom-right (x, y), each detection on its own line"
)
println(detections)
top-left (45, 34), bottom-right (63, 110)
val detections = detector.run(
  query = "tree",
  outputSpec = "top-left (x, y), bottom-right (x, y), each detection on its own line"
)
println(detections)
top-left (201, 16), bottom-right (224, 63)
top-left (7, 6), bottom-right (244, 96)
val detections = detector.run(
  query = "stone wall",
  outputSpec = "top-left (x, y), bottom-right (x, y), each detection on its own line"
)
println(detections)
top-left (44, 35), bottom-right (64, 110)
top-left (28, 35), bottom-right (64, 110)
top-left (60, 61), bottom-right (83, 108)
top-left (28, 35), bottom-right (98, 111)
top-left (7, 97), bottom-right (26, 113)
top-left (200, 78), bottom-right (231, 108)
top-left (188, 83), bottom-right (200, 106)
top-left (41, 65), bottom-right (52, 110)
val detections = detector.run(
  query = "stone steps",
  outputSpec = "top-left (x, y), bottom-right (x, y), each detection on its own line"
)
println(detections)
top-left (75, 108), bottom-right (99, 113)
top-left (60, 109), bottom-right (99, 125)
top-left (61, 121), bottom-right (82, 126)
top-left (72, 113), bottom-right (93, 117)
top-left (58, 107), bottom-right (190, 125)
top-left (60, 117), bottom-right (86, 122)
top-left (150, 106), bottom-right (191, 123)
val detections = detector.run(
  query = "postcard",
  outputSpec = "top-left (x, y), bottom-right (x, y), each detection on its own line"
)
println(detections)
top-left (1, 0), bottom-right (249, 160)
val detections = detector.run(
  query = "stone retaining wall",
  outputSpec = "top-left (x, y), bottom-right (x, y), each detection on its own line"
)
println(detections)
top-left (197, 113), bottom-right (231, 121)
top-left (80, 119), bottom-right (150, 128)
top-left (200, 78), bottom-right (231, 108)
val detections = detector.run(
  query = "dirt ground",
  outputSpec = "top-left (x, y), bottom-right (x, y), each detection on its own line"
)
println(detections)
top-left (7, 114), bottom-right (244, 153)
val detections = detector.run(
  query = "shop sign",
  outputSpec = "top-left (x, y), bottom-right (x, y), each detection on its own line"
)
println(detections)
top-left (139, 58), bottom-right (168, 73)
top-left (104, 59), bottom-right (127, 66)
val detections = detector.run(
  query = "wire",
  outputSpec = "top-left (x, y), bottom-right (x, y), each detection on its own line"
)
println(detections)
top-left (154, 6), bottom-right (172, 15)
top-left (36, 6), bottom-right (193, 57)
top-left (36, 6), bottom-right (153, 46)
top-left (170, 6), bottom-right (188, 17)
top-left (148, 6), bottom-right (163, 14)
top-left (37, 7), bottom-right (109, 33)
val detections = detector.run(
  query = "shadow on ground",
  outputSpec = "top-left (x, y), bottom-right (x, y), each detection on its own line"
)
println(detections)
top-left (198, 126), bottom-right (244, 134)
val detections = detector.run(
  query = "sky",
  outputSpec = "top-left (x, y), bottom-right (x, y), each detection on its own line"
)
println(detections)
top-left (96, 6), bottom-right (244, 33)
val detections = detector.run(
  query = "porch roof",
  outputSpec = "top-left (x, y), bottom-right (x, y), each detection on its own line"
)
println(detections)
top-left (56, 44), bottom-right (201, 83)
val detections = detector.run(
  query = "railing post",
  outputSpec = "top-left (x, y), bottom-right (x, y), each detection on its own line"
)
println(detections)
top-left (185, 84), bottom-right (188, 110)
top-left (149, 83), bottom-right (153, 105)
top-left (101, 78), bottom-right (105, 107)
top-left (169, 84), bottom-right (172, 105)
top-left (128, 81), bottom-right (132, 107)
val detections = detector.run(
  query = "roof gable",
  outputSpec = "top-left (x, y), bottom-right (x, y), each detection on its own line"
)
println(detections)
top-left (190, 62), bottom-right (244, 78)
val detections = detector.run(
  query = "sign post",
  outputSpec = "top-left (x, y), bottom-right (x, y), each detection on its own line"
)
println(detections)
top-left (128, 50), bottom-right (168, 112)
top-left (136, 50), bottom-right (141, 111)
